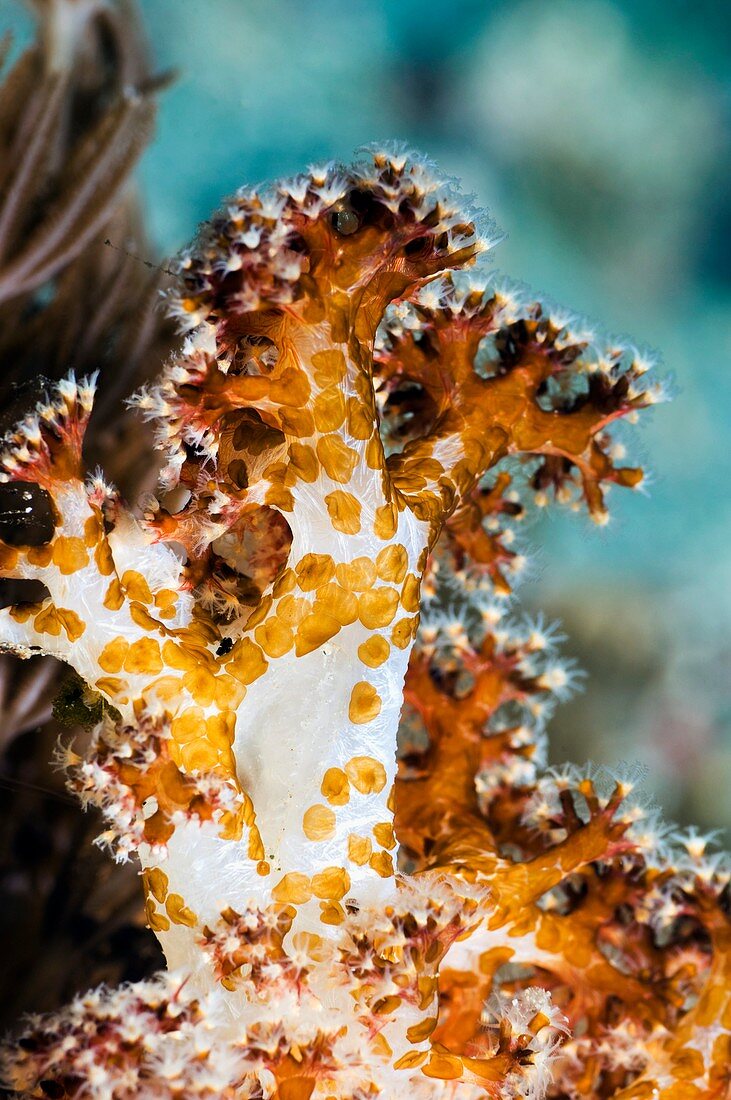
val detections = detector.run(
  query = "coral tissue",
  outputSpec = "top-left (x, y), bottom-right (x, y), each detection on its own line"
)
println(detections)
top-left (0, 149), bottom-right (728, 1099)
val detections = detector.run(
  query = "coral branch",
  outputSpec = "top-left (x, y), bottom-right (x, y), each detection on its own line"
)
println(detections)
top-left (0, 147), bottom-right (726, 1100)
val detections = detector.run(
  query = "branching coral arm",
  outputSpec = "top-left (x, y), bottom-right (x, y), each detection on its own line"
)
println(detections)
top-left (0, 148), bottom-right (728, 1100)
top-left (377, 274), bottom-right (659, 529)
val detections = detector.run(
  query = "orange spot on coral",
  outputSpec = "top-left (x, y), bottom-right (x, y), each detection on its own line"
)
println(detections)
top-left (318, 900), bottom-right (345, 925)
top-left (345, 755), bottom-right (386, 794)
top-left (26, 544), bottom-right (52, 567)
top-left (315, 583), bottom-right (358, 626)
top-left (33, 604), bottom-right (85, 641)
top-left (94, 676), bottom-right (124, 698)
top-left (310, 866), bottom-right (350, 900)
top-left (181, 739), bottom-right (219, 772)
top-left (390, 617), bottom-right (414, 649)
top-left (348, 681), bottom-right (382, 724)
top-left (94, 537), bottom-right (115, 576)
top-left (255, 618), bottom-right (294, 657)
top-left (215, 674), bottom-right (247, 709)
top-left (272, 568), bottom-right (297, 597)
top-left (294, 610), bottom-right (341, 656)
top-left (358, 586), bottom-right (399, 629)
top-left (52, 535), bottom-right (88, 574)
top-left (315, 435), bottom-right (358, 483)
top-left (271, 873), bottom-right (312, 905)
top-left (335, 556), bottom-right (376, 592)
top-left (365, 433), bottom-right (385, 470)
top-left (55, 607), bottom-right (86, 641)
top-left (123, 637), bottom-right (163, 675)
top-left (357, 634), bottom-right (390, 668)
top-left (8, 603), bottom-right (35, 623)
top-left (373, 503), bottom-right (399, 542)
top-left (313, 385), bottom-right (346, 432)
top-left (162, 640), bottom-right (198, 671)
top-left (275, 594), bottom-right (309, 627)
top-left (320, 767), bottom-right (350, 806)
top-left (98, 637), bottom-right (129, 673)
top-left (347, 834), bottom-right (372, 865)
top-left (368, 850), bottom-right (394, 877)
top-left (206, 713), bottom-right (236, 751)
top-left (373, 822), bottom-right (396, 850)
top-left (302, 804), bottom-right (336, 841)
top-left (295, 553), bottom-right (335, 592)
top-left (165, 893), bottom-right (197, 927)
top-left (324, 490), bottom-right (361, 534)
top-left (278, 406), bottom-right (314, 439)
top-left (375, 543), bottom-right (408, 584)
top-left (146, 867), bottom-right (169, 902)
top-left (129, 602), bottom-right (162, 632)
top-left (171, 709), bottom-right (204, 744)
top-left (154, 589), bottom-right (178, 611)
top-left (400, 572), bottom-right (421, 612)
top-left (264, 485), bottom-right (294, 511)
top-left (83, 515), bottom-right (100, 547)
top-left (145, 901), bottom-right (170, 933)
top-left (247, 823), bottom-right (265, 860)
top-left (0, 545), bottom-right (19, 571)
top-left (407, 1017), bottom-right (438, 1043)
top-left (311, 348), bottom-right (347, 386)
top-left (394, 1051), bottom-right (428, 1071)
top-left (421, 1051), bottom-right (463, 1080)
top-left (346, 395), bottom-right (373, 440)
top-left (287, 442), bottom-right (318, 483)
top-left (121, 569), bottom-right (153, 604)
top-left (227, 638), bottom-right (268, 684)
top-left (245, 594), bottom-right (273, 630)
top-left (103, 578), bottom-right (124, 611)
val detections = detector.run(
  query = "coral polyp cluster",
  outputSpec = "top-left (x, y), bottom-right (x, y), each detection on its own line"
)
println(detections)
top-left (0, 148), bottom-right (728, 1099)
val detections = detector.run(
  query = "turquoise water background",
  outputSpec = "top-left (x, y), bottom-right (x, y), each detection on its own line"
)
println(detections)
top-left (5, 0), bottom-right (731, 826)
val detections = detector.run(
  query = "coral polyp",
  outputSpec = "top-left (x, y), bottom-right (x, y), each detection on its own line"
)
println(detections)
top-left (0, 149), bottom-right (728, 1099)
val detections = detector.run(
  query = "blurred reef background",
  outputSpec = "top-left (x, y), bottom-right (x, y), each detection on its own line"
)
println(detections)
top-left (0, 0), bottom-right (729, 1021)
